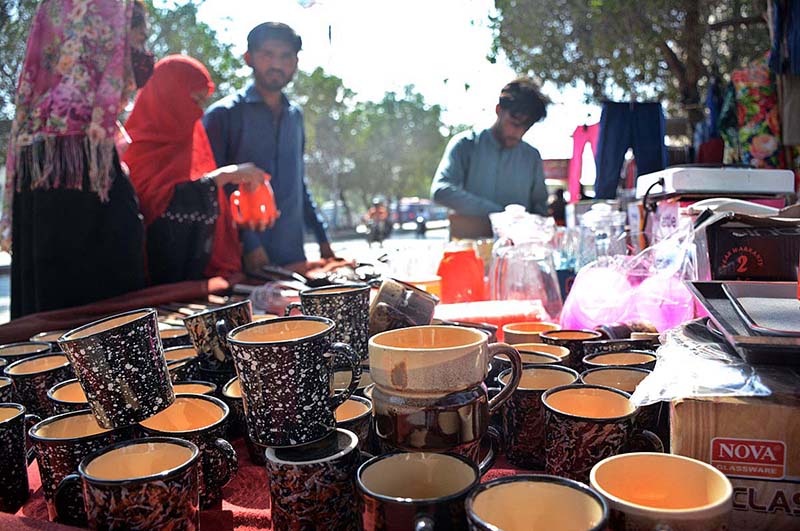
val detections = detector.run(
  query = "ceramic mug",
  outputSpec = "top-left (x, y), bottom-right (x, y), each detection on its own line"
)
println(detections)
top-left (540, 329), bottom-right (604, 371)
top-left (579, 367), bottom-right (663, 437)
top-left (335, 395), bottom-right (372, 451)
top-left (502, 321), bottom-right (561, 344)
top-left (172, 381), bottom-right (217, 396)
top-left (29, 331), bottom-right (68, 349)
top-left (164, 346), bottom-right (202, 383)
top-left (58, 308), bottom-right (175, 429)
top-left (30, 410), bottom-right (128, 525)
top-left (55, 437), bottom-right (201, 531)
top-left (159, 327), bottom-right (192, 349)
top-left (488, 345), bottom-right (563, 384)
top-left (498, 365), bottom-right (580, 470)
top-left (358, 451), bottom-right (491, 531)
top-left (220, 376), bottom-right (265, 465)
top-left (542, 384), bottom-right (663, 483)
top-left (47, 379), bottom-right (89, 414)
top-left (4, 353), bottom-right (73, 417)
top-left (0, 341), bottom-right (52, 365)
top-left (286, 283), bottom-right (371, 361)
top-left (0, 403), bottom-right (32, 513)
top-left (183, 300), bottom-right (252, 373)
top-left (590, 452), bottom-right (733, 531)
top-left (582, 350), bottom-right (658, 371)
top-left (0, 376), bottom-right (15, 403)
top-left (266, 428), bottom-right (362, 531)
top-left (137, 394), bottom-right (237, 509)
top-left (466, 474), bottom-right (609, 531)
top-left (583, 338), bottom-right (656, 356)
top-left (227, 316), bottom-right (361, 447)
top-left (368, 278), bottom-right (438, 337)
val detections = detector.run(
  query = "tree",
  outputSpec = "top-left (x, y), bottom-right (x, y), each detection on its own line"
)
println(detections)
top-left (0, 0), bottom-right (38, 119)
top-left (490, 0), bottom-right (769, 123)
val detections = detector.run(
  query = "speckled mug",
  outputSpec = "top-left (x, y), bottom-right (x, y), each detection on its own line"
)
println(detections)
top-left (138, 394), bottom-right (237, 509)
top-left (159, 327), bottom-right (192, 349)
top-left (266, 428), bottom-right (361, 531)
top-left (183, 300), bottom-right (252, 373)
top-left (286, 283), bottom-right (371, 361)
top-left (0, 376), bottom-right (15, 403)
top-left (30, 410), bottom-right (129, 525)
top-left (4, 353), bottom-right (74, 417)
top-left (0, 403), bottom-right (31, 513)
top-left (227, 316), bottom-right (362, 447)
top-left (47, 379), bottom-right (89, 414)
top-left (540, 329), bottom-right (604, 371)
top-left (221, 376), bottom-right (265, 465)
top-left (55, 437), bottom-right (200, 531)
top-left (0, 342), bottom-right (52, 365)
top-left (542, 384), bottom-right (663, 483)
top-left (58, 308), bottom-right (175, 429)
top-left (29, 331), bottom-right (69, 350)
top-left (498, 365), bottom-right (580, 470)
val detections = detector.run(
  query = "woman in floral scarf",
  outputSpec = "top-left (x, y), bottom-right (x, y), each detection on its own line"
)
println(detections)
top-left (2, 0), bottom-right (151, 317)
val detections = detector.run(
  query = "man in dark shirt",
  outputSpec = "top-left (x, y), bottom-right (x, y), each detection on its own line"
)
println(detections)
top-left (203, 22), bottom-right (334, 273)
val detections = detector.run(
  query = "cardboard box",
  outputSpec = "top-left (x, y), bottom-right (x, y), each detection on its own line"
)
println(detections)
top-left (694, 211), bottom-right (800, 281)
top-left (671, 393), bottom-right (800, 531)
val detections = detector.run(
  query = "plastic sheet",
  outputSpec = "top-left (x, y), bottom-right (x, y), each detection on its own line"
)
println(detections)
top-left (631, 319), bottom-right (800, 406)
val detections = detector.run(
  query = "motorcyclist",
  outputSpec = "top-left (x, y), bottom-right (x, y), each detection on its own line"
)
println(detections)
top-left (364, 198), bottom-right (391, 247)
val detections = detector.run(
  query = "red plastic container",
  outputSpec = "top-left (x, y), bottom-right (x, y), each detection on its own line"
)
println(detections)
top-left (230, 181), bottom-right (279, 228)
top-left (437, 247), bottom-right (485, 304)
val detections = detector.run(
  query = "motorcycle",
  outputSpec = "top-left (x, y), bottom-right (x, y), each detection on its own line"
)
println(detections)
top-left (366, 219), bottom-right (392, 247)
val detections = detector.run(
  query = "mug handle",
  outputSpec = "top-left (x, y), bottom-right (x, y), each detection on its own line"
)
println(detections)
top-left (477, 425), bottom-right (500, 476)
top-left (25, 413), bottom-right (41, 465)
top-left (415, 515), bottom-right (435, 531)
top-left (54, 473), bottom-right (84, 523)
top-left (204, 438), bottom-right (239, 491)
top-left (629, 429), bottom-right (664, 454)
top-left (328, 342), bottom-right (362, 410)
top-left (486, 343), bottom-right (522, 415)
top-left (284, 301), bottom-right (302, 317)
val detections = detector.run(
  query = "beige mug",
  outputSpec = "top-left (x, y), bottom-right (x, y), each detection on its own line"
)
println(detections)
top-left (590, 452), bottom-right (733, 531)
top-left (502, 322), bottom-right (561, 344)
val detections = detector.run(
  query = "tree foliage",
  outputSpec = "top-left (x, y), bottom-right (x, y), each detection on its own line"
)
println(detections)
top-left (491, 0), bottom-right (769, 121)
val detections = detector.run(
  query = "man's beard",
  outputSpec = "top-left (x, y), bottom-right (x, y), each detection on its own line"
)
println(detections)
top-left (257, 69), bottom-right (291, 91)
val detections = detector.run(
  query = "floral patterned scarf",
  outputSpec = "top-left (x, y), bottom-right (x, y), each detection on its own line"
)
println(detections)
top-left (1, 0), bottom-right (136, 251)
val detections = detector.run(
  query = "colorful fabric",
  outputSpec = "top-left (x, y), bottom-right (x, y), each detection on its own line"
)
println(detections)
top-left (124, 55), bottom-right (242, 279)
top-left (731, 55), bottom-right (784, 169)
top-left (568, 123), bottom-right (599, 203)
top-left (1, 0), bottom-right (136, 250)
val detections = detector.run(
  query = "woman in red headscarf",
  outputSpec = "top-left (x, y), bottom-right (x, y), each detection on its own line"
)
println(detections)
top-left (124, 55), bottom-right (267, 285)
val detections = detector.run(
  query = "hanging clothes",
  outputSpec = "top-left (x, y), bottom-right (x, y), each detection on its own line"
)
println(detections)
top-left (567, 123), bottom-right (599, 203)
top-left (730, 55), bottom-right (784, 169)
top-left (769, 0), bottom-right (800, 76)
top-left (594, 102), bottom-right (667, 199)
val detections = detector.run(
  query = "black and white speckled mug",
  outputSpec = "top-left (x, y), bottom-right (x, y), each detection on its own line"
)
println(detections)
top-left (47, 379), bottom-right (89, 414)
top-left (55, 437), bottom-right (200, 531)
top-left (0, 341), bottom-right (52, 365)
top-left (4, 353), bottom-right (74, 417)
top-left (183, 300), bottom-right (252, 373)
top-left (138, 394), bottom-right (237, 509)
top-left (30, 409), bottom-right (129, 525)
top-left (0, 376), bottom-right (15, 403)
top-left (286, 283), bottom-right (371, 361)
top-left (0, 403), bottom-right (32, 513)
top-left (58, 309), bottom-right (175, 429)
top-left (266, 428), bottom-right (362, 531)
top-left (227, 316), bottom-right (362, 447)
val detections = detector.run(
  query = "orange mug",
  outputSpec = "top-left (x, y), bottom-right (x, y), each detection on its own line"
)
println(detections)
top-left (230, 181), bottom-right (278, 228)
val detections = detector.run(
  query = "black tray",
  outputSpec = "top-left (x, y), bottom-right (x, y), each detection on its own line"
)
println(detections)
top-left (686, 281), bottom-right (800, 365)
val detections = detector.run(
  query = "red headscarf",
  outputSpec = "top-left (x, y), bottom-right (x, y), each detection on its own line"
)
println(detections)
top-left (124, 55), bottom-right (241, 278)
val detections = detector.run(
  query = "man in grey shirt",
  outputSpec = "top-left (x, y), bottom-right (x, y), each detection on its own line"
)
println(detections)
top-left (431, 78), bottom-right (550, 220)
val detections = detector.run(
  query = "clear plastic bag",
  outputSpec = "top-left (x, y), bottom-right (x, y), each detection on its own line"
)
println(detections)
top-left (631, 319), bottom-right (799, 406)
top-left (560, 226), bottom-right (697, 332)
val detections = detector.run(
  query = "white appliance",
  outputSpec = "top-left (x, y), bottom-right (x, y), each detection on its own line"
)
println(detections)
top-left (635, 167), bottom-right (795, 198)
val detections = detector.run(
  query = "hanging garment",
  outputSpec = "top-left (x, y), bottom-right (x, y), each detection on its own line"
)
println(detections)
top-left (594, 102), bottom-right (667, 199)
top-left (731, 55), bottom-right (784, 169)
top-left (769, 0), bottom-right (800, 76)
top-left (567, 123), bottom-right (599, 203)
top-left (780, 74), bottom-right (800, 145)
top-left (719, 81), bottom-right (740, 164)
top-left (697, 138), bottom-right (724, 164)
